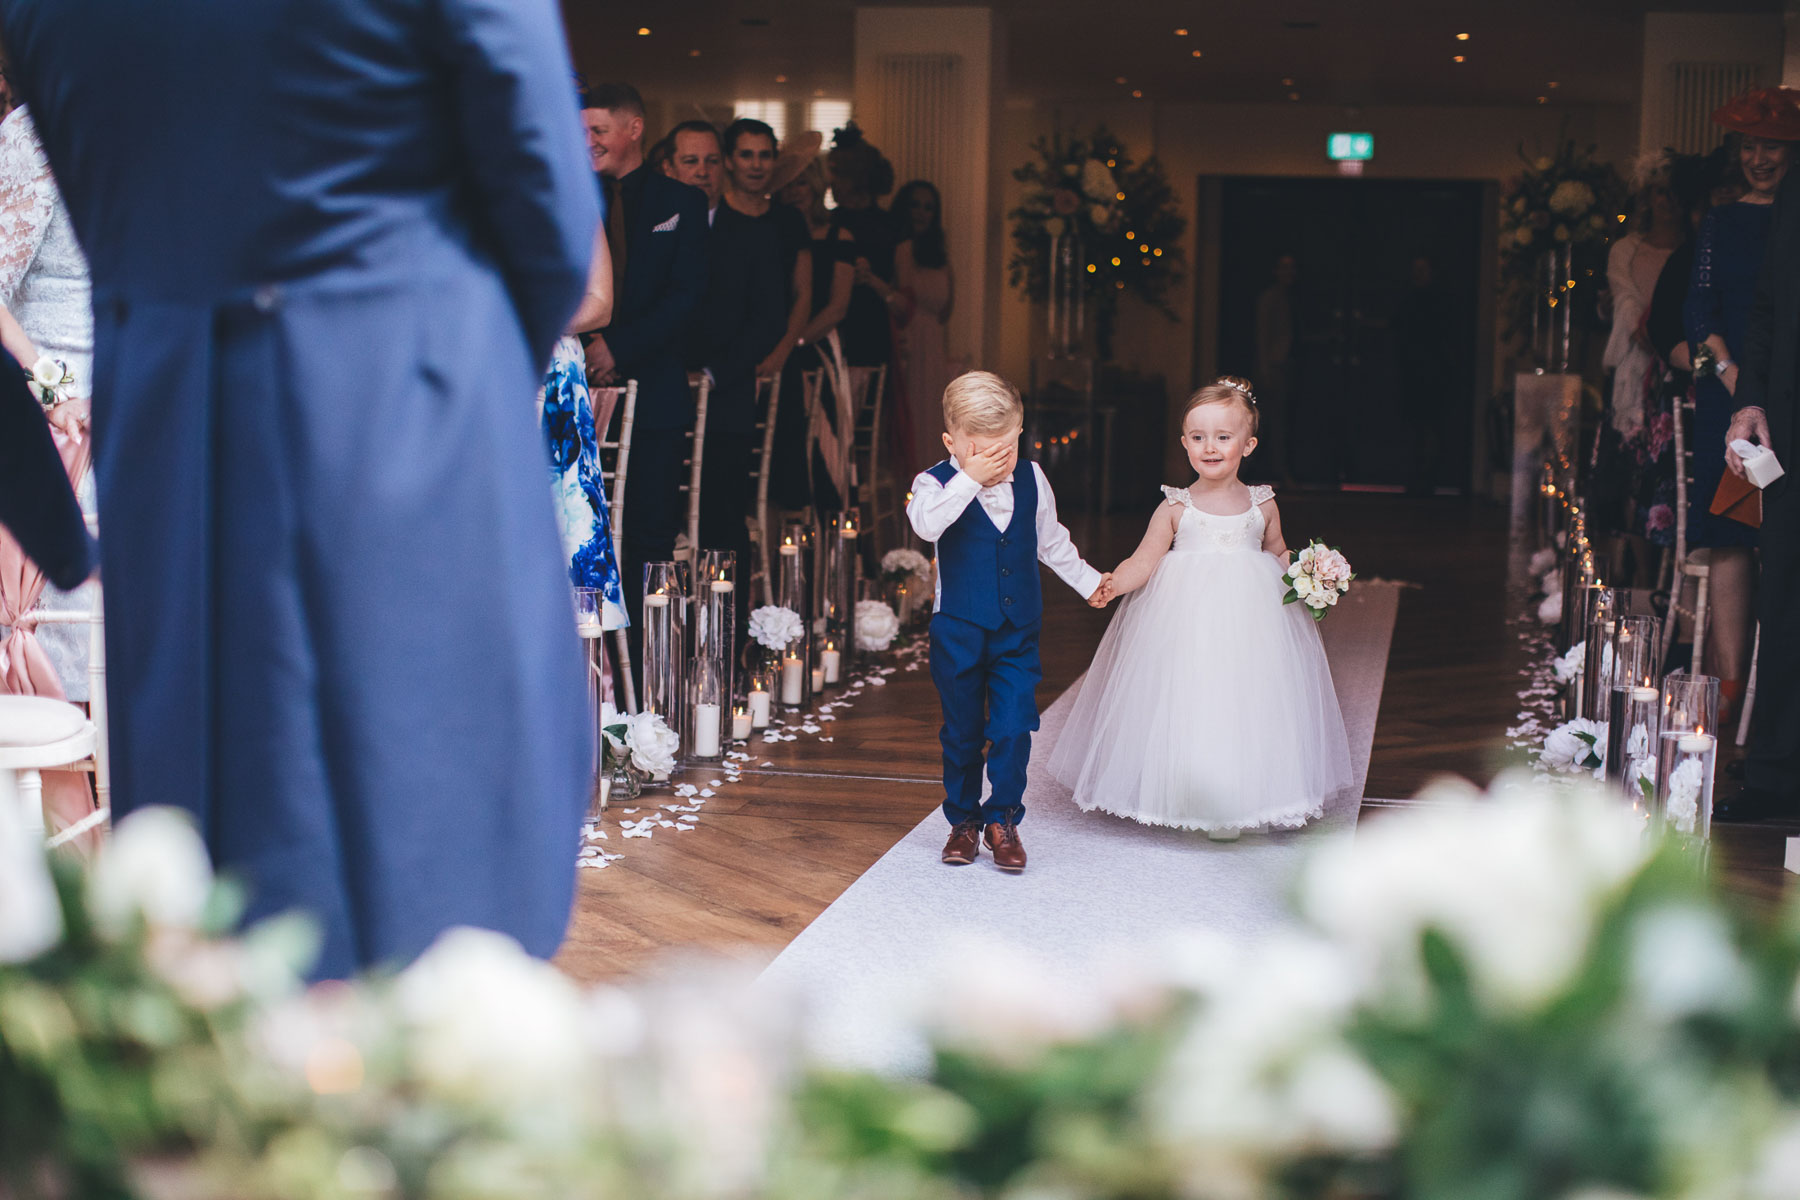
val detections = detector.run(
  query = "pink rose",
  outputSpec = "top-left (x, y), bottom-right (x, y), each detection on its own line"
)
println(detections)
top-left (1051, 189), bottom-right (1080, 216)
top-left (1646, 504), bottom-right (1674, 532)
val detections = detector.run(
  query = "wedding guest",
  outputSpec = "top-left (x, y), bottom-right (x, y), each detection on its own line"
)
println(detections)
top-left (827, 124), bottom-right (898, 371)
top-left (892, 179), bottom-right (955, 472)
top-left (723, 119), bottom-right (813, 384)
top-left (539, 98), bottom-right (627, 639)
top-left (1254, 254), bottom-right (1299, 482)
top-left (584, 83), bottom-right (709, 657)
top-left (0, 348), bottom-right (87, 587)
top-left (771, 155), bottom-right (855, 512)
top-left (1, 0), bottom-right (600, 977)
top-left (1684, 88), bottom-right (1799, 728)
top-left (1724, 87), bottom-right (1800, 820)
top-left (1392, 255), bottom-right (1454, 496)
top-left (0, 98), bottom-right (101, 841)
top-left (666, 119), bottom-right (785, 582)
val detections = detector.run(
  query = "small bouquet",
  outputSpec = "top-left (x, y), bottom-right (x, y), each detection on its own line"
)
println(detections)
top-left (600, 702), bottom-right (678, 777)
top-left (1282, 540), bottom-right (1354, 620)
top-left (1541, 717), bottom-right (1605, 776)
top-left (880, 548), bottom-right (932, 587)
top-left (28, 355), bottom-right (72, 412)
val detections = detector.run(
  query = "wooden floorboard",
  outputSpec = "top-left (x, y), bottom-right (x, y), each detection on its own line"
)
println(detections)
top-left (555, 493), bottom-right (1798, 984)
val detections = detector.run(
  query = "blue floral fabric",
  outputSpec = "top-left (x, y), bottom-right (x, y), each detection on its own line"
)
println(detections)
top-left (539, 336), bottom-right (628, 628)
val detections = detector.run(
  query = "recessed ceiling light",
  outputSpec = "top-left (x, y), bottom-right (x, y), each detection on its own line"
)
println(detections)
top-left (1537, 95), bottom-right (1548, 104)
top-left (1131, 89), bottom-right (1143, 99)
top-left (688, 48), bottom-right (701, 57)
top-left (1456, 32), bottom-right (1470, 40)
top-left (1281, 77), bottom-right (1294, 86)
top-left (1115, 75), bottom-right (1128, 84)
top-left (637, 26), bottom-right (651, 36)
top-left (774, 74), bottom-right (787, 83)
top-left (1453, 55), bottom-right (1465, 63)
top-left (1191, 49), bottom-right (1203, 58)
top-left (1174, 27), bottom-right (1189, 36)
top-left (813, 88), bottom-right (825, 96)
top-left (1548, 81), bottom-right (1559, 89)
top-left (1288, 91), bottom-right (1300, 101)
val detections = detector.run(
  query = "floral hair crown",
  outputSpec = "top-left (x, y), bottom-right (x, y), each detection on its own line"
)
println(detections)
top-left (1218, 378), bottom-right (1257, 405)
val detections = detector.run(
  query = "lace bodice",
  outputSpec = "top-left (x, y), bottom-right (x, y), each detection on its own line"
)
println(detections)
top-left (1160, 484), bottom-right (1273, 554)
top-left (0, 108), bottom-right (92, 392)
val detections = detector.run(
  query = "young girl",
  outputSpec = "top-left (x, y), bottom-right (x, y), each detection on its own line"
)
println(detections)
top-left (1047, 376), bottom-right (1354, 836)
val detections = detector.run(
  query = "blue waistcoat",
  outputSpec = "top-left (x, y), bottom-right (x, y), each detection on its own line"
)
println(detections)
top-left (928, 459), bottom-right (1041, 630)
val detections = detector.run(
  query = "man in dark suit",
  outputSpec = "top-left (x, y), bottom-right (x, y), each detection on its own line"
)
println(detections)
top-left (1726, 158), bottom-right (1800, 820)
top-left (583, 84), bottom-right (708, 649)
top-left (2, 0), bottom-right (598, 977)
top-left (663, 120), bottom-right (785, 588)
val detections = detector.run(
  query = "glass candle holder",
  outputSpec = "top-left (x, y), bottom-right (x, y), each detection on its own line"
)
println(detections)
top-left (1577, 586), bottom-right (1616, 721)
top-left (641, 561), bottom-right (688, 779)
top-left (699, 548), bottom-right (737, 711)
top-left (575, 587), bottom-right (607, 813)
top-left (822, 514), bottom-right (859, 682)
top-left (1604, 614), bottom-right (1661, 787)
top-left (746, 666), bottom-right (774, 729)
top-left (1610, 683), bottom-right (1661, 815)
top-left (1560, 554), bottom-right (1594, 654)
top-left (1654, 727), bottom-right (1717, 840)
top-left (689, 550), bottom-right (735, 763)
top-left (777, 520), bottom-right (815, 710)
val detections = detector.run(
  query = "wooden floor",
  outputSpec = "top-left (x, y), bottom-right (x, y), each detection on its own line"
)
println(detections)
top-left (555, 493), bottom-right (1797, 984)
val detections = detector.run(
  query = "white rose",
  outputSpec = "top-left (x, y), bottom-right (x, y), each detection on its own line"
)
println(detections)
top-left (88, 807), bottom-right (214, 938)
top-left (1292, 574), bottom-right (1316, 598)
top-left (1089, 203), bottom-right (1111, 228)
top-left (1045, 216), bottom-right (1067, 238)
top-left (1542, 717), bottom-right (1602, 773)
top-left (854, 598), bottom-right (901, 651)
top-left (396, 927), bottom-right (587, 1105)
top-left (1537, 590), bottom-right (1563, 625)
top-left (30, 356), bottom-right (64, 389)
top-left (0, 788), bottom-right (61, 962)
top-left (624, 711), bottom-right (679, 776)
top-left (1528, 548), bottom-right (1557, 575)
top-left (747, 604), bottom-right (804, 651)
top-left (1628, 906), bottom-right (1751, 1021)
top-left (1553, 640), bottom-right (1586, 685)
top-left (1549, 179), bottom-right (1595, 218)
top-left (1665, 756), bottom-right (1703, 833)
top-left (1514, 225), bottom-right (1536, 248)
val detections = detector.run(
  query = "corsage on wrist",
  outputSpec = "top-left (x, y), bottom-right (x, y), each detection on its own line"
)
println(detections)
top-left (28, 355), bottom-right (72, 412)
top-left (1692, 343), bottom-right (1717, 377)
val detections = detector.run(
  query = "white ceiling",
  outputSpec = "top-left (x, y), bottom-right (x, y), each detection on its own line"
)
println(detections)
top-left (563, 1), bottom-right (1784, 111)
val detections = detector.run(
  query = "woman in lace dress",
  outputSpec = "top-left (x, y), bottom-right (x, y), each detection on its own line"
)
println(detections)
top-left (0, 103), bottom-right (99, 836)
top-left (892, 180), bottom-right (955, 474)
top-left (1049, 377), bottom-right (1352, 837)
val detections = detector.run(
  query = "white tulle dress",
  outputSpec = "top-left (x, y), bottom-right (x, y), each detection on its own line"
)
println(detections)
top-left (1047, 484), bottom-right (1355, 832)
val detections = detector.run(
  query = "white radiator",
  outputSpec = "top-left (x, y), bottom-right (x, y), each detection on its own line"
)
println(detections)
top-left (1665, 61), bottom-right (1762, 153)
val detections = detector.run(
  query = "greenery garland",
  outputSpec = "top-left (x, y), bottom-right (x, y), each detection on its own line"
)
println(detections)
top-left (1007, 127), bottom-right (1186, 355)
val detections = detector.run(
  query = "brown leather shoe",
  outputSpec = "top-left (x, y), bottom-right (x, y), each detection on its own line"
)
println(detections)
top-left (941, 817), bottom-right (982, 865)
top-left (983, 821), bottom-right (1026, 872)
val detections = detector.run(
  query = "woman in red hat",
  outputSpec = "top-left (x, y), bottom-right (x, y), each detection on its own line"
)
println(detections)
top-left (1682, 86), bottom-right (1800, 723)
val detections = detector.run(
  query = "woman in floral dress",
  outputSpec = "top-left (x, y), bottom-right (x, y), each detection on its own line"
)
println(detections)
top-left (539, 197), bottom-right (628, 631)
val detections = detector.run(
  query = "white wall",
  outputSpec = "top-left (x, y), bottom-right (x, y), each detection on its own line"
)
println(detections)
top-left (1640, 11), bottom-right (1787, 154)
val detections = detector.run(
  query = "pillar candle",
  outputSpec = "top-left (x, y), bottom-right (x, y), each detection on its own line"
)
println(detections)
top-left (693, 702), bottom-right (721, 758)
top-left (731, 708), bottom-right (753, 741)
top-left (821, 643), bottom-right (841, 684)
top-left (748, 687), bottom-right (771, 727)
top-left (810, 666), bottom-right (825, 693)
top-left (781, 655), bottom-right (804, 704)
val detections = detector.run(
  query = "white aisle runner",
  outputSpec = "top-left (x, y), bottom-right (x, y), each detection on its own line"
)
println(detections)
top-left (759, 582), bottom-right (1405, 1071)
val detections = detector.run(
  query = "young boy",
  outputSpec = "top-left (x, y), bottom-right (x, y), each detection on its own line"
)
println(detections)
top-left (906, 371), bottom-right (1112, 872)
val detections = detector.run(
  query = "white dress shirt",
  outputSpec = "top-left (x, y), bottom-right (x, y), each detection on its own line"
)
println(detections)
top-left (907, 459), bottom-right (1103, 609)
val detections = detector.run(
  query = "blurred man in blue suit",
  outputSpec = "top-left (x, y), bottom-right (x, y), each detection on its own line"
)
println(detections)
top-left (0, 0), bottom-right (600, 977)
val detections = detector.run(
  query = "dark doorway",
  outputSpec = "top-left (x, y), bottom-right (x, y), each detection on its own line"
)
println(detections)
top-left (1214, 178), bottom-right (1486, 492)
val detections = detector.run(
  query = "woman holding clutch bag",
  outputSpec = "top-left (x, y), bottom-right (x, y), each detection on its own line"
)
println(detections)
top-left (1683, 87), bottom-right (1800, 724)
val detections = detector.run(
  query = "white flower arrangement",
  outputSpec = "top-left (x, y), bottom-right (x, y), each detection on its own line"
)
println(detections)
top-left (1553, 640), bottom-right (1586, 686)
top-left (28, 355), bottom-right (72, 411)
top-left (854, 599), bottom-right (901, 652)
top-left (88, 807), bottom-right (216, 938)
top-left (1528, 547), bottom-right (1557, 577)
top-left (747, 605), bottom-right (804, 651)
top-left (880, 547), bottom-right (932, 585)
top-left (1542, 717), bottom-right (1605, 775)
top-left (622, 710), bottom-right (679, 777)
top-left (1283, 540), bottom-right (1354, 621)
top-left (1537, 590), bottom-right (1564, 625)
top-left (1665, 757), bottom-right (1705, 834)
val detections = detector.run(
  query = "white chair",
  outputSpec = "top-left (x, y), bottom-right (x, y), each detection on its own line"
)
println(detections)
top-left (0, 695), bottom-right (96, 842)
top-left (748, 375), bottom-right (780, 607)
top-left (1669, 391), bottom-right (1712, 675)
top-left (848, 364), bottom-right (895, 555)
top-left (676, 373), bottom-right (711, 567)
top-left (593, 380), bottom-right (639, 714)
top-left (23, 578), bottom-right (109, 820)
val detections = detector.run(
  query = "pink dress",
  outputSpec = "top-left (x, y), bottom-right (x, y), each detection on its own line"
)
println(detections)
top-left (900, 263), bottom-right (952, 474)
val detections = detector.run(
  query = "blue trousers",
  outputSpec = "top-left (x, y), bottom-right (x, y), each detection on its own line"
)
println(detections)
top-left (929, 612), bottom-right (1043, 826)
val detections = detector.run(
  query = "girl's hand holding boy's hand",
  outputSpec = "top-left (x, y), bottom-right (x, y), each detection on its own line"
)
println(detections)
top-left (1088, 573), bottom-right (1114, 608)
top-left (964, 441), bottom-right (1016, 488)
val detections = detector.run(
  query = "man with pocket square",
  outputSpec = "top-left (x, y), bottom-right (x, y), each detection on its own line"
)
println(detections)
top-left (584, 83), bottom-right (709, 663)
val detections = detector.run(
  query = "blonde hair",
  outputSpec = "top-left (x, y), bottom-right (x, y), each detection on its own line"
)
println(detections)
top-left (1182, 375), bottom-right (1260, 437)
top-left (942, 370), bottom-right (1023, 436)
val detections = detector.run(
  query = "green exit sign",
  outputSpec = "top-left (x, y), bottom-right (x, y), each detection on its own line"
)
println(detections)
top-left (1328, 132), bottom-right (1374, 161)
